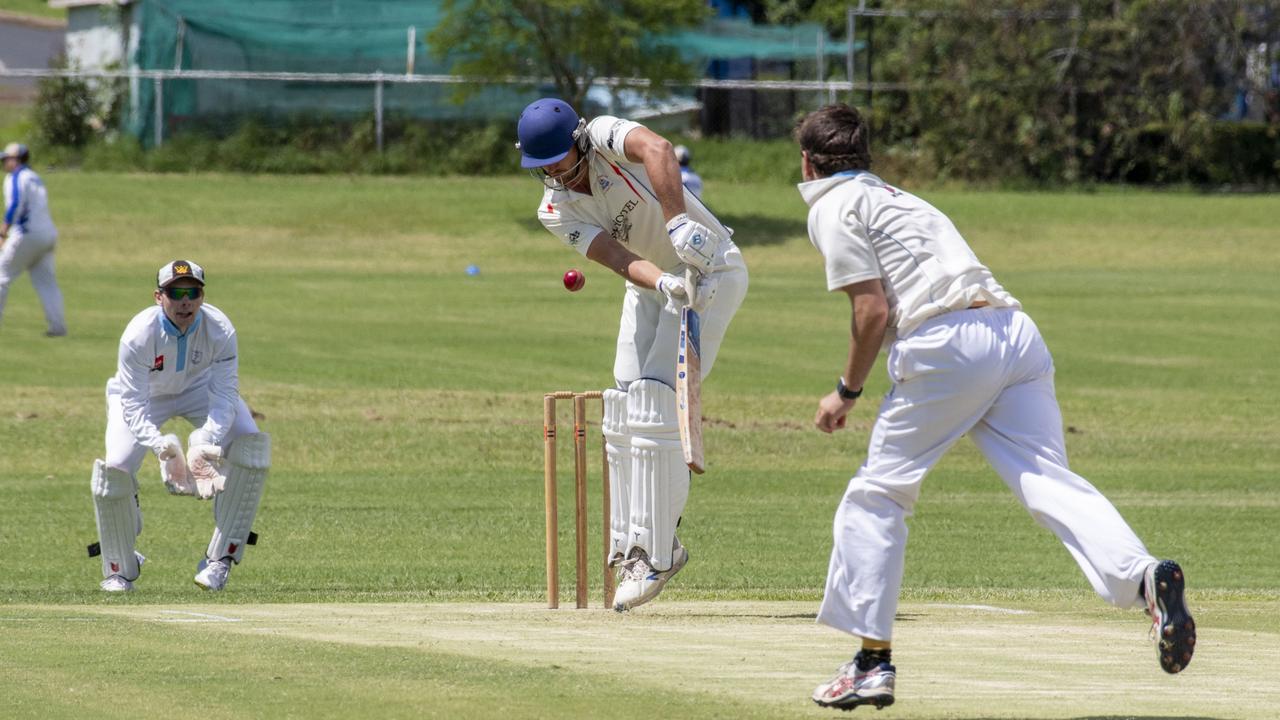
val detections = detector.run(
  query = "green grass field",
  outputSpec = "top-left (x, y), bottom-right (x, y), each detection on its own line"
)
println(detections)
top-left (0, 0), bottom-right (64, 22)
top-left (1, 173), bottom-right (1277, 718)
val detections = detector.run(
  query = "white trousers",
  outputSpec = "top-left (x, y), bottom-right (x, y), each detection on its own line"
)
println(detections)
top-left (613, 248), bottom-right (748, 387)
top-left (105, 387), bottom-right (259, 476)
top-left (609, 249), bottom-right (747, 566)
top-left (818, 307), bottom-right (1155, 641)
top-left (0, 230), bottom-right (65, 334)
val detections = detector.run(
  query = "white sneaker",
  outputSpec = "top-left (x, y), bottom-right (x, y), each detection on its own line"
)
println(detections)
top-left (194, 557), bottom-right (231, 591)
top-left (99, 551), bottom-right (146, 593)
top-left (612, 543), bottom-right (688, 612)
top-left (812, 654), bottom-right (896, 710)
top-left (100, 575), bottom-right (134, 592)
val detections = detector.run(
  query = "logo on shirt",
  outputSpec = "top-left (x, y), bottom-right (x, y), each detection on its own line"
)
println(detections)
top-left (151, 355), bottom-right (165, 372)
top-left (545, 203), bottom-right (556, 214)
top-left (607, 120), bottom-right (626, 150)
top-left (597, 177), bottom-right (612, 192)
top-left (610, 199), bottom-right (638, 245)
top-left (567, 230), bottom-right (581, 247)
top-left (190, 350), bottom-right (203, 365)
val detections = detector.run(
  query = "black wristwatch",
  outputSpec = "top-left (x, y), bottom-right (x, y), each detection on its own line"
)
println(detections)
top-left (836, 377), bottom-right (863, 400)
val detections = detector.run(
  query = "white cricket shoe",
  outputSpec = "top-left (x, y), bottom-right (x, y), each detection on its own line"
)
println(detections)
top-left (612, 543), bottom-right (688, 612)
top-left (812, 653), bottom-right (896, 710)
top-left (99, 551), bottom-right (147, 593)
top-left (194, 557), bottom-right (231, 591)
top-left (100, 575), bottom-right (134, 592)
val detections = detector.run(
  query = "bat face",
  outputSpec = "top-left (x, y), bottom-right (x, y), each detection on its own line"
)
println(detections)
top-left (677, 306), bottom-right (704, 474)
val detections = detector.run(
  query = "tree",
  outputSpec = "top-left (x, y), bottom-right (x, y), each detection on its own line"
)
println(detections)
top-left (428, 0), bottom-right (709, 110)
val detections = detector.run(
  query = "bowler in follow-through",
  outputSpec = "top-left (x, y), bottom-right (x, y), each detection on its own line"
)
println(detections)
top-left (794, 104), bottom-right (1196, 711)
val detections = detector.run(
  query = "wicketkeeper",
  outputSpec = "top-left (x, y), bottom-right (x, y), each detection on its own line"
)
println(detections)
top-left (90, 260), bottom-right (269, 592)
top-left (517, 98), bottom-right (748, 611)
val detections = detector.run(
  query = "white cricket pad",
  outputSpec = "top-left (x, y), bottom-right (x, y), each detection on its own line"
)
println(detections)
top-left (91, 460), bottom-right (142, 580)
top-left (626, 379), bottom-right (690, 571)
top-left (207, 432), bottom-right (270, 563)
top-left (602, 388), bottom-right (631, 563)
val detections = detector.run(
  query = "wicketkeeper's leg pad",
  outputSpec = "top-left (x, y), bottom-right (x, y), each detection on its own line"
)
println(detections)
top-left (90, 459), bottom-right (142, 580)
top-left (602, 388), bottom-right (631, 564)
top-left (207, 432), bottom-right (270, 564)
top-left (626, 379), bottom-right (690, 571)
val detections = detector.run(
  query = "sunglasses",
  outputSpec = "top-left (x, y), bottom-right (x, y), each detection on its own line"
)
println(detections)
top-left (163, 286), bottom-right (203, 300)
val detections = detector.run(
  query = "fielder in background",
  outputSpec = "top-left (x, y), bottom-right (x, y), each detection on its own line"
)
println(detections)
top-left (0, 142), bottom-right (65, 336)
top-left (674, 144), bottom-right (704, 199)
top-left (517, 98), bottom-right (748, 611)
top-left (90, 260), bottom-right (270, 593)
top-left (794, 105), bottom-right (1195, 711)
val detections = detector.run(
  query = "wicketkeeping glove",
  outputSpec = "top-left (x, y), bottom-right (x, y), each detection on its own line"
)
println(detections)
top-left (186, 429), bottom-right (226, 500)
top-left (666, 213), bottom-right (723, 274)
top-left (156, 434), bottom-right (196, 496)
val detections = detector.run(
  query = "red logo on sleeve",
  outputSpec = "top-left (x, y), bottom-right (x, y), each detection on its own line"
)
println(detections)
top-left (151, 355), bottom-right (165, 372)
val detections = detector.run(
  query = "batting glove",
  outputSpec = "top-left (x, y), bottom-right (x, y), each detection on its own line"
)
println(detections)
top-left (666, 213), bottom-right (722, 274)
top-left (656, 272), bottom-right (689, 314)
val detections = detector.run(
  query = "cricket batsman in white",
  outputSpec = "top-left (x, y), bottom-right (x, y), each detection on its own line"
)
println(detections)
top-left (516, 98), bottom-right (748, 611)
top-left (794, 105), bottom-right (1195, 710)
top-left (90, 260), bottom-right (270, 592)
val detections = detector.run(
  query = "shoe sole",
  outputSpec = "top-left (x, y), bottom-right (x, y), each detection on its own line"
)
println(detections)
top-left (613, 548), bottom-right (688, 612)
top-left (1152, 560), bottom-right (1195, 674)
top-left (814, 694), bottom-right (895, 711)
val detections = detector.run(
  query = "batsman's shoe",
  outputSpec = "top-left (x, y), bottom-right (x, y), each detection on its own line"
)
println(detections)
top-left (1144, 559), bottom-right (1195, 673)
top-left (99, 551), bottom-right (147, 593)
top-left (100, 575), bottom-right (134, 592)
top-left (194, 557), bottom-right (231, 591)
top-left (812, 655), bottom-right (896, 711)
top-left (612, 544), bottom-right (688, 612)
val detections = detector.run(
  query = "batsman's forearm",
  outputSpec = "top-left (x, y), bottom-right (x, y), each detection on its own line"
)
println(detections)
top-left (586, 234), bottom-right (662, 289)
top-left (647, 158), bottom-right (687, 223)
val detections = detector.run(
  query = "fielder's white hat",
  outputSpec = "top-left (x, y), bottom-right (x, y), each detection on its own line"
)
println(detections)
top-left (157, 259), bottom-right (206, 287)
top-left (1, 142), bottom-right (28, 160)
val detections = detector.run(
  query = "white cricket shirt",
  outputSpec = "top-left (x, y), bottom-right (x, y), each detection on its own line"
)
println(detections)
top-left (798, 171), bottom-right (1019, 337)
top-left (3, 165), bottom-right (57, 237)
top-left (536, 116), bottom-right (733, 271)
top-left (106, 304), bottom-right (240, 451)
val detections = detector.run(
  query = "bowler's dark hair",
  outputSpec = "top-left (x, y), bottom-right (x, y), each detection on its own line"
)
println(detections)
top-left (794, 104), bottom-right (872, 176)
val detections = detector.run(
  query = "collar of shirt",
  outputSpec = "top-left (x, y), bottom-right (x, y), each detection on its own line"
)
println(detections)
top-left (161, 309), bottom-right (203, 338)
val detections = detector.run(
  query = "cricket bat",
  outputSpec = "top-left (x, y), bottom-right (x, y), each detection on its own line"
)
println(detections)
top-left (676, 304), bottom-right (705, 474)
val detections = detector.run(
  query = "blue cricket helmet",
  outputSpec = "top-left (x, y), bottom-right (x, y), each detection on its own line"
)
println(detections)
top-left (517, 98), bottom-right (581, 169)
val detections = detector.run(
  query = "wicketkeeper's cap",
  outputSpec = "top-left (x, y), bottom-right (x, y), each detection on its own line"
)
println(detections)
top-left (1, 142), bottom-right (28, 160)
top-left (516, 98), bottom-right (581, 169)
top-left (157, 259), bottom-right (206, 287)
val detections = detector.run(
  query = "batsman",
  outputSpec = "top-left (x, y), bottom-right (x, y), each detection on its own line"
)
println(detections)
top-left (517, 98), bottom-right (748, 611)
top-left (89, 260), bottom-right (269, 592)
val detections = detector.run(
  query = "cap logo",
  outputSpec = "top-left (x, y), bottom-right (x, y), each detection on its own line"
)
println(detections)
top-left (174, 263), bottom-right (190, 276)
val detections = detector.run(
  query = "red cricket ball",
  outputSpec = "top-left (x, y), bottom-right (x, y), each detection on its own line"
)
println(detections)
top-left (563, 268), bottom-right (585, 292)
